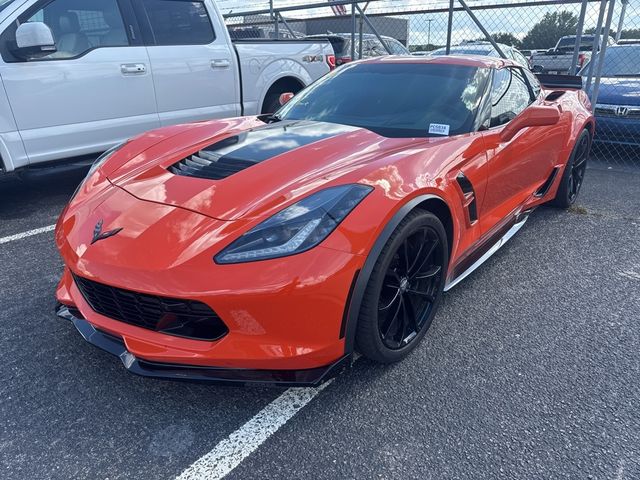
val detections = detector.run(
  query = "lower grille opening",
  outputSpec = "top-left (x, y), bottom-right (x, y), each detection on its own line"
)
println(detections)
top-left (73, 275), bottom-right (228, 341)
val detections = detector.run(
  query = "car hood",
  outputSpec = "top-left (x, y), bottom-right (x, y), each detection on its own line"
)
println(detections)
top-left (588, 77), bottom-right (640, 106)
top-left (109, 118), bottom-right (423, 221)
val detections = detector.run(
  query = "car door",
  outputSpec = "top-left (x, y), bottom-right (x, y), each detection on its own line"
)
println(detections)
top-left (0, 0), bottom-right (159, 165)
top-left (132, 0), bottom-right (239, 126)
top-left (480, 66), bottom-right (563, 234)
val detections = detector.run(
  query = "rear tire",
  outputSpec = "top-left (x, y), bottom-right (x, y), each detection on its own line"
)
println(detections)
top-left (355, 210), bottom-right (448, 364)
top-left (551, 129), bottom-right (591, 208)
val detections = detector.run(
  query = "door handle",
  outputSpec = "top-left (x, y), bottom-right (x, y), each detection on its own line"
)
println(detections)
top-left (210, 59), bottom-right (230, 69)
top-left (121, 63), bottom-right (146, 75)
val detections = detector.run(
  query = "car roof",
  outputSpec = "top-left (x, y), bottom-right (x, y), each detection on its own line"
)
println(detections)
top-left (306, 33), bottom-right (396, 41)
top-left (358, 54), bottom-right (515, 69)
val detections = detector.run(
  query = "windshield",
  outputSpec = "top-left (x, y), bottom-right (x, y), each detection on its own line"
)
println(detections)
top-left (277, 62), bottom-right (490, 138)
top-left (0, 0), bottom-right (14, 12)
top-left (582, 46), bottom-right (640, 76)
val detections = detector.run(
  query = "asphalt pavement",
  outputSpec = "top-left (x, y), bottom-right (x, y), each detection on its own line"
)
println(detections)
top-left (1, 165), bottom-right (639, 479)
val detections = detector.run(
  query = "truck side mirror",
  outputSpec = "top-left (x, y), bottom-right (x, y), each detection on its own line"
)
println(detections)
top-left (15, 22), bottom-right (56, 59)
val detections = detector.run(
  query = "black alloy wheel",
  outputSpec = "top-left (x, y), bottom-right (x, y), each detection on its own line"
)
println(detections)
top-left (552, 129), bottom-right (591, 208)
top-left (567, 132), bottom-right (590, 203)
top-left (356, 210), bottom-right (448, 363)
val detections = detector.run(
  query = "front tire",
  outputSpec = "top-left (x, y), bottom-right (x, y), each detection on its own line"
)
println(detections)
top-left (552, 129), bottom-right (591, 208)
top-left (355, 210), bottom-right (448, 363)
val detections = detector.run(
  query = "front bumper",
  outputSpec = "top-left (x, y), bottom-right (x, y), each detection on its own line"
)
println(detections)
top-left (57, 304), bottom-right (352, 387)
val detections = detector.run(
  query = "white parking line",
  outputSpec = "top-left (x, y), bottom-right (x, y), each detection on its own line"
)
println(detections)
top-left (0, 225), bottom-right (56, 245)
top-left (175, 381), bottom-right (334, 480)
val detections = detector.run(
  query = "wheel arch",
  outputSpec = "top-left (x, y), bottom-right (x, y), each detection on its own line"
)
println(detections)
top-left (342, 193), bottom-right (454, 354)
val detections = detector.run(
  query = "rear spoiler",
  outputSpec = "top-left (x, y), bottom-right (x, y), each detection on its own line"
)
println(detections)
top-left (535, 73), bottom-right (583, 90)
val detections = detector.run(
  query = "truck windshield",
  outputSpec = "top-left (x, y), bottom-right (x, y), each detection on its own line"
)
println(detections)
top-left (277, 62), bottom-right (489, 138)
top-left (586, 46), bottom-right (640, 76)
top-left (557, 36), bottom-right (596, 51)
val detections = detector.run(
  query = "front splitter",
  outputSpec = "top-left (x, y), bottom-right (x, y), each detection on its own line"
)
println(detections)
top-left (56, 304), bottom-right (352, 387)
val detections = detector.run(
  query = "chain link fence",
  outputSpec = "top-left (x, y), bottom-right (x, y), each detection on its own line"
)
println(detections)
top-left (219, 0), bottom-right (639, 169)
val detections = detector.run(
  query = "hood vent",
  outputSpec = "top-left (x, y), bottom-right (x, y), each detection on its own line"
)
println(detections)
top-left (168, 120), bottom-right (359, 181)
top-left (169, 147), bottom-right (256, 181)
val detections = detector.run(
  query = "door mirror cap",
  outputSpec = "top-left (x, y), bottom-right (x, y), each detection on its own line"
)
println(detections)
top-left (15, 22), bottom-right (56, 59)
top-left (279, 92), bottom-right (295, 106)
top-left (500, 105), bottom-right (560, 142)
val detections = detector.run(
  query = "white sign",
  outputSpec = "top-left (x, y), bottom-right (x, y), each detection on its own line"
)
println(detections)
top-left (428, 123), bottom-right (450, 136)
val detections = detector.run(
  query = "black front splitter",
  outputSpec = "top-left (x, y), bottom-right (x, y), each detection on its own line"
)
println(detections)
top-left (56, 305), bottom-right (352, 387)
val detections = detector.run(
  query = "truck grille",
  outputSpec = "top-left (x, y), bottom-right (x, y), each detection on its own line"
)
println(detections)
top-left (73, 275), bottom-right (228, 341)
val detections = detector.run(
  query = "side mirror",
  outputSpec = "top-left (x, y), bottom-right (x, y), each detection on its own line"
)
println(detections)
top-left (500, 105), bottom-right (560, 142)
top-left (531, 64), bottom-right (543, 74)
top-left (15, 22), bottom-right (56, 59)
top-left (279, 92), bottom-right (294, 106)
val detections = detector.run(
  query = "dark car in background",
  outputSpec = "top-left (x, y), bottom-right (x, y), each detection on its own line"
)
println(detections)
top-left (429, 41), bottom-right (530, 68)
top-left (305, 33), bottom-right (409, 66)
top-left (581, 44), bottom-right (640, 147)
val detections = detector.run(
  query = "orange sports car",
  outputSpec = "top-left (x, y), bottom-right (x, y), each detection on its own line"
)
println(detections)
top-left (55, 56), bottom-right (594, 386)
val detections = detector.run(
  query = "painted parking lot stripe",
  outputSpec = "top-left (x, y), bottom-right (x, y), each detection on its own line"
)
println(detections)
top-left (175, 382), bottom-right (334, 480)
top-left (0, 225), bottom-right (55, 245)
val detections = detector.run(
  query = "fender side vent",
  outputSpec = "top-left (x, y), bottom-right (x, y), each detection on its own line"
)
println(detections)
top-left (545, 91), bottom-right (566, 102)
top-left (535, 166), bottom-right (560, 197)
top-left (456, 172), bottom-right (478, 223)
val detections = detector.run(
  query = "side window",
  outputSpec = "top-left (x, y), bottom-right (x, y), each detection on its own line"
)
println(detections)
top-left (22, 0), bottom-right (128, 60)
top-left (523, 68), bottom-right (541, 98)
top-left (512, 50), bottom-right (529, 68)
top-left (140, 0), bottom-right (215, 46)
top-left (387, 39), bottom-right (407, 55)
top-left (490, 67), bottom-right (532, 127)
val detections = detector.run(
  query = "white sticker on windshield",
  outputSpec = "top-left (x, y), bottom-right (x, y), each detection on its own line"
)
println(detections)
top-left (429, 123), bottom-right (450, 136)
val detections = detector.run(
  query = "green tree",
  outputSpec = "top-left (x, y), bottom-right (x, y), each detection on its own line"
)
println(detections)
top-left (474, 32), bottom-right (522, 48)
top-left (491, 32), bottom-right (522, 48)
top-left (522, 11), bottom-right (578, 49)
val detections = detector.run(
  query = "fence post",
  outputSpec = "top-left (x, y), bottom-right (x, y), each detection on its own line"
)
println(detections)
top-left (446, 0), bottom-right (454, 54)
top-left (615, 0), bottom-right (629, 42)
top-left (355, 4), bottom-right (393, 54)
top-left (351, 2), bottom-right (356, 60)
top-left (570, 0), bottom-right (588, 75)
top-left (585, 0), bottom-right (607, 92)
top-left (457, 0), bottom-right (506, 58)
top-left (591, 0), bottom-right (616, 105)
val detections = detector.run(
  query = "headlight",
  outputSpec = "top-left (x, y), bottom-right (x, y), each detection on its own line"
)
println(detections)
top-left (71, 141), bottom-right (128, 200)
top-left (215, 184), bottom-right (373, 264)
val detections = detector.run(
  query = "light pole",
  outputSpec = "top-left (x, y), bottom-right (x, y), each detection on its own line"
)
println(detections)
top-left (426, 18), bottom-right (433, 49)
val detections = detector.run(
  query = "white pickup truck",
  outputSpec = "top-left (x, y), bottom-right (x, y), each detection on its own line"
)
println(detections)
top-left (0, 0), bottom-right (333, 174)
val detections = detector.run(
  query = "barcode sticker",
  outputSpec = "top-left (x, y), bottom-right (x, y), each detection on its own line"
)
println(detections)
top-left (428, 123), bottom-right (450, 136)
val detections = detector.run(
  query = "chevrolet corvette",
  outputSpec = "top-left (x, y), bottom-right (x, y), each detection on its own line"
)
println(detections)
top-left (55, 56), bottom-right (594, 386)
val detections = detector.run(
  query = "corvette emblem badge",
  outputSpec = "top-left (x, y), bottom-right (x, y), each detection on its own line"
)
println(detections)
top-left (91, 219), bottom-right (122, 245)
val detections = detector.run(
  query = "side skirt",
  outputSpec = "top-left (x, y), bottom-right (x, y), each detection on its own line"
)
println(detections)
top-left (444, 210), bottom-right (532, 292)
